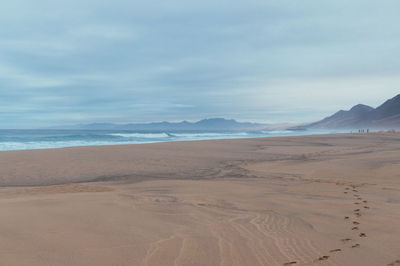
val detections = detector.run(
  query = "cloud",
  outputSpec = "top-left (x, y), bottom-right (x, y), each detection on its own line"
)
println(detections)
top-left (0, 0), bottom-right (399, 128)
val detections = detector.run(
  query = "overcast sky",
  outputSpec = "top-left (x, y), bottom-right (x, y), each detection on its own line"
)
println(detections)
top-left (0, 0), bottom-right (399, 128)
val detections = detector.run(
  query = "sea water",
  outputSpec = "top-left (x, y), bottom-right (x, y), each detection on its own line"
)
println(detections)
top-left (0, 129), bottom-right (342, 151)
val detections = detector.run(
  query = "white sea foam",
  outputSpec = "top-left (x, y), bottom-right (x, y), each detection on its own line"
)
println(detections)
top-left (0, 129), bottom-right (338, 151)
top-left (109, 133), bottom-right (170, 138)
top-left (0, 141), bottom-right (138, 151)
top-left (172, 132), bottom-right (249, 138)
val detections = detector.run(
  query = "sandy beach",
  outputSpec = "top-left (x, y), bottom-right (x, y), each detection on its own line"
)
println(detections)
top-left (1, 133), bottom-right (400, 266)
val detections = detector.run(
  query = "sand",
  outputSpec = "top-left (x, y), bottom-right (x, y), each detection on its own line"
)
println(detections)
top-left (1, 133), bottom-right (400, 265)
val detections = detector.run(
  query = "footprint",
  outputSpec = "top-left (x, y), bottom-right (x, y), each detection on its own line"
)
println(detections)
top-left (329, 249), bottom-right (341, 253)
top-left (345, 187), bottom-right (350, 190)
top-left (364, 206), bottom-right (370, 209)
top-left (359, 233), bottom-right (367, 237)
top-left (284, 261), bottom-right (297, 265)
top-left (363, 200), bottom-right (368, 203)
top-left (318, 256), bottom-right (329, 261)
top-left (341, 238), bottom-right (352, 243)
top-left (354, 202), bottom-right (360, 205)
top-left (352, 244), bottom-right (360, 248)
top-left (352, 226), bottom-right (359, 230)
top-left (353, 221), bottom-right (360, 225)
top-left (354, 209), bottom-right (360, 212)
top-left (344, 216), bottom-right (350, 219)
top-left (353, 189), bottom-right (358, 192)
top-left (344, 192), bottom-right (348, 194)
top-left (387, 259), bottom-right (400, 266)
top-left (355, 212), bottom-right (361, 217)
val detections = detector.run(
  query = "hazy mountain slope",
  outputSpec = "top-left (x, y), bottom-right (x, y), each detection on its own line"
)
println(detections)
top-left (60, 118), bottom-right (268, 132)
top-left (297, 94), bottom-right (400, 130)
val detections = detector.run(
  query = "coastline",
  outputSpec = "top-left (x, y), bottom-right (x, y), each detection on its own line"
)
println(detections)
top-left (0, 129), bottom-right (342, 151)
top-left (0, 132), bottom-right (350, 187)
top-left (1, 133), bottom-right (400, 265)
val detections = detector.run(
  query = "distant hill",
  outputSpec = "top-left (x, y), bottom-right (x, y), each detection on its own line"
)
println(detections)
top-left (60, 118), bottom-right (268, 132)
top-left (294, 94), bottom-right (400, 130)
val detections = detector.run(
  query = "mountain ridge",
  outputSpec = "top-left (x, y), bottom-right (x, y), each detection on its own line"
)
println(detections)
top-left (296, 94), bottom-right (400, 130)
top-left (55, 118), bottom-right (269, 132)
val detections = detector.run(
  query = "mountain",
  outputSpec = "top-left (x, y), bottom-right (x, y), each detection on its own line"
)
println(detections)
top-left (303, 104), bottom-right (374, 129)
top-left (296, 94), bottom-right (400, 130)
top-left (371, 94), bottom-right (400, 120)
top-left (61, 118), bottom-right (268, 132)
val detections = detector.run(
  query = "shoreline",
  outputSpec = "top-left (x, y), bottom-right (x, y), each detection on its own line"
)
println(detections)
top-left (0, 132), bottom-right (360, 187)
top-left (0, 132), bottom-right (397, 187)
top-left (0, 129), bottom-right (346, 152)
top-left (0, 131), bottom-right (356, 153)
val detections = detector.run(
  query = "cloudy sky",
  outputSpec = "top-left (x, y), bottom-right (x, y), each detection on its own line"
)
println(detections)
top-left (0, 0), bottom-right (399, 128)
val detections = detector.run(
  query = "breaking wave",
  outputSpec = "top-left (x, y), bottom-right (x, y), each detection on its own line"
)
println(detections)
top-left (109, 133), bottom-right (171, 138)
top-left (0, 129), bottom-right (330, 151)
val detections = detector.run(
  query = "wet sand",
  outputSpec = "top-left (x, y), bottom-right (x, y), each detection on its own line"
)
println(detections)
top-left (1, 133), bottom-right (400, 265)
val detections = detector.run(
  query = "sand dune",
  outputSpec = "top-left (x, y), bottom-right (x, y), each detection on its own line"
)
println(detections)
top-left (1, 133), bottom-right (400, 265)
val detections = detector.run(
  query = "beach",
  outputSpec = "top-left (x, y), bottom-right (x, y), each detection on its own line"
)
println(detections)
top-left (1, 133), bottom-right (400, 265)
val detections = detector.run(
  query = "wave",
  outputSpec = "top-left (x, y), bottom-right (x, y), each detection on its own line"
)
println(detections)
top-left (0, 129), bottom-right (324, 151)
top-left (172, 132), bottom-right (250, 138)
top-left (108, 133), bottom-right (171, 138)
top-left (0, 141), bottom-right (133, 151)
top-left (108, 132), bottom-right (251, 139)
top-left (260, 130), bottom-right (292, 134)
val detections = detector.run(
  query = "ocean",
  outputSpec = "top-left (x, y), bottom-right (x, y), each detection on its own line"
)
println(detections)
top-left (0, 129), bottom-right (342, 151)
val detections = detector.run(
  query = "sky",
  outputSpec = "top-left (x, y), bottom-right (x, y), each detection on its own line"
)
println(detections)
top-left (0, 0), bottom-right (399, 128)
